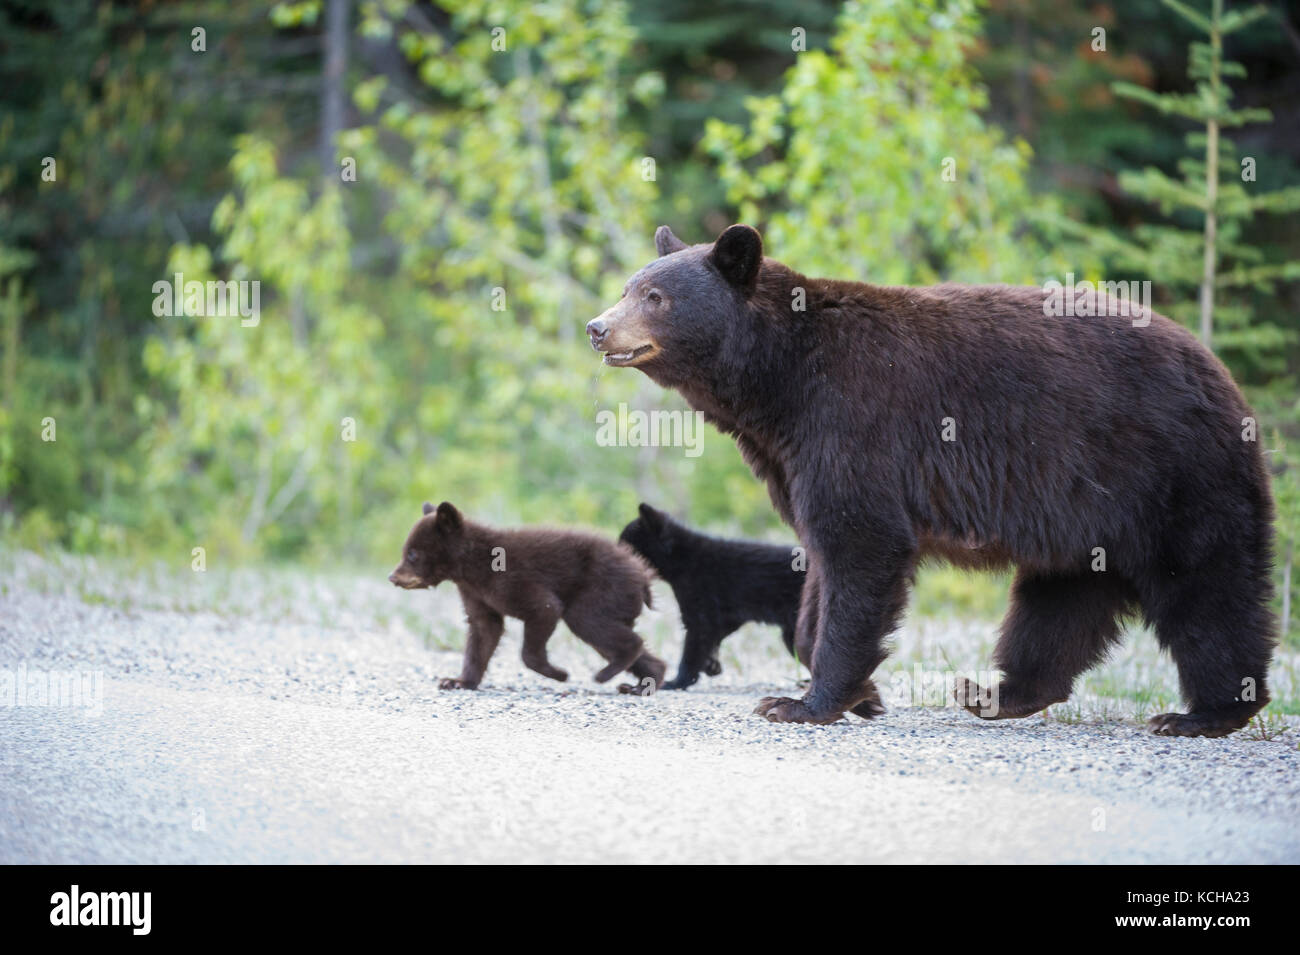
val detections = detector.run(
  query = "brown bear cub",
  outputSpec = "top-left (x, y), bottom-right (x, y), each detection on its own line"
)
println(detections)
top-left (389, 502), bottom-right (666, 693)
top-left (588, 224), bottom-right (1276, 737)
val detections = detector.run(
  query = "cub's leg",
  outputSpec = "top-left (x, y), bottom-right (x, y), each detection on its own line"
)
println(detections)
top-left (562, 596), bottom-right (648, 684)
top-left (520, 598), bottom-right (569, 683)
top-left (441, 594), bottom-right (504, 690)
top-left (620, 649), bottom-right (669, 695)
top-left (793, 561), bottom-right (820, 669)
top-left (588, 623), bottom-right (648, 684)
top-left (662, 617), bottom-right (720, 690)
top-left (779, 622), bottom-right (796, 659)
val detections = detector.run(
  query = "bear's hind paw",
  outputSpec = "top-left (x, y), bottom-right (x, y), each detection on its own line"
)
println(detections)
top-left (1147, 711), bottom-right (1243, 738)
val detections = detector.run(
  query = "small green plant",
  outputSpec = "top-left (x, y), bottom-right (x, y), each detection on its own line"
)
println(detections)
top-left (1243, 709), bottom-right (1288, 742)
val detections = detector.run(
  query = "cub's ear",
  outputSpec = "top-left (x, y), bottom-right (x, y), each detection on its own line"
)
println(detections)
top-left (422, 501), bottom-right (435, 516)
top-left (435, 501), bottom-right (463, 531)
top-left (654, 225), bottom-right (688, 257)
top-left (638, 502), bottom-right (663, 528)
top-left (709, 224), bottom-right (763, 290)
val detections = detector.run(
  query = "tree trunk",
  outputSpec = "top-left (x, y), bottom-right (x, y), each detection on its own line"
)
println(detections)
top-left (1199, 0), bottom-right (1222, 349)
top-left (320, 0), bottom-right (349, 178)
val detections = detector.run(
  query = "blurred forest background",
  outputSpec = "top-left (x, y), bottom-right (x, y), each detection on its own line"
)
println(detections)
top-left (1, 0), bottom-right (1298, 633)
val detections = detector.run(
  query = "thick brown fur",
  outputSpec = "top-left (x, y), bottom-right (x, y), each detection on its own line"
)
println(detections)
top-left (389, 501), bottom-right (666, 693)
top-left (587, 224), bottom-right (1276, 737)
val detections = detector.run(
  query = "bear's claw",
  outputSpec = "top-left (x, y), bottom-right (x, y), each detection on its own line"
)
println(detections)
top-left (1147, 712), bottom-right (1239, 738)
top-left (954, 677), bottom-right (999, 719)
top-left (438, 677), bottom-right (477, 691)
top-left (753, 696), bottom-right (844, 724)
top-left (618, 678), bottom-right (659, 696)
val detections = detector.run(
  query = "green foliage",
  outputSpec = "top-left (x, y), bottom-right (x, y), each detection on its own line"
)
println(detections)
top-left (132, 0), bottom-right (788, 561)
top-left (2, 0), bottom-right (1297, 580)
top-left (1058, 0), bottom-right (1300, 375)
top-left (141, 139), bottom-right (389, 558)
top-left (1254, 382), bottom-right (1300, 642)
top-left (702, 0), bottom-right (1055, 285)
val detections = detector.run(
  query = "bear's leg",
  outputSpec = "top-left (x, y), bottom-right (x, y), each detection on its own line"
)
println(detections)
top-left (1143, 568), bottom-right (1273, 738)
top-left (441, 600), bottom-right (505, 690)
top-left (755, 544), bottom-right (910, 724)
top-left (793, 562), bottom-right (820, 669)
top-left (622, 648), bottom-right (669, 695)
top-left (779, 623), bottom-right (796, 658)
top-left (589, 631), bottom-right (645, 683)
top-left (562, 598), bottom-right (650, 685)
top-left (777, 561), bottom-right (886, 720)
top-left (955, 569), bottom-right (1133, 721)
top-left (662, 620), bottom-right (717, 689)
top-left (521, 610), bottom-right (569, 683)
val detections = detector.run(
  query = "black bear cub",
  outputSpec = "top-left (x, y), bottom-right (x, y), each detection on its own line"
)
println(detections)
top-left (620, 503), bottom-right (801, 689)
top-left (588, 223), bottom-right (1276, 737)
top-left (389, 502), bottom-right (667, 693)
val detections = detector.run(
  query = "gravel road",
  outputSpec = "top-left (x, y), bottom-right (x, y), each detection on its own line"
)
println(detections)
top-left (2, 553), bottom-right (1298, 864)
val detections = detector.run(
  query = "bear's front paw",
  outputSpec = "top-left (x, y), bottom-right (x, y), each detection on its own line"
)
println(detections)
top-left (702, 657), bottom-right (723, 677)
top-left (438, 677), bottom-right (478, 691)
top-left (752, 696), bottom-right (844, 724)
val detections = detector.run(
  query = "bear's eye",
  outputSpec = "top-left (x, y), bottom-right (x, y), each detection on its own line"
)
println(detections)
top-left (406, 550), bottom-right (419, 563)
top-left (647, 290), bottom-right (662, 304)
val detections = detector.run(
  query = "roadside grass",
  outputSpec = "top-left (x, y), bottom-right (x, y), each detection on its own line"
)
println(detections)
top-left (4, 547), bottom-right (1297, 738)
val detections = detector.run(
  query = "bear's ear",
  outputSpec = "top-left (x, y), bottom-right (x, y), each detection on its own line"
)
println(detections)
top-left (638, 502), bottom-right (663, 528)
top-left (434, 501), bottom-right (462, 532)
top-left (709, 224), bottom-right (763, 290)
top-left (422, 501), bottom-right (435, 516)
top-left (654, 225), bottom-right (688, 257)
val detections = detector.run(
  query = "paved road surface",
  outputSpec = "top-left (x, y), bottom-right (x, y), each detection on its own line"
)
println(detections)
top-left (2, 577), bottom-right (1297, 864)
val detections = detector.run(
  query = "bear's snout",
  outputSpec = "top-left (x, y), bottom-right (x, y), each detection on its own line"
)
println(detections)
top-left (389, 569), bottom-right (423, 589)
top-left (587, 306), bottom-right (658, 366)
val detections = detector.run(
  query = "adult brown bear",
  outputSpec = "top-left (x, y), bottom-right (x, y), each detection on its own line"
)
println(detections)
top-left (586, 224), bottom-right (1276, 737)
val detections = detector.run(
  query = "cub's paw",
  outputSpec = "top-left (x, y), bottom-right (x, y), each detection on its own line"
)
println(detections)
top-left (438, 678), bottom-right (478, 691)
top-left (618, 678), bottom-right (659, 696)
top-left (1147, 712), bottom-right (1239, 739)
top-left (703, 657), bottom-right (723, 677)
top-left (752, 696), bottom-right (844, 725)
